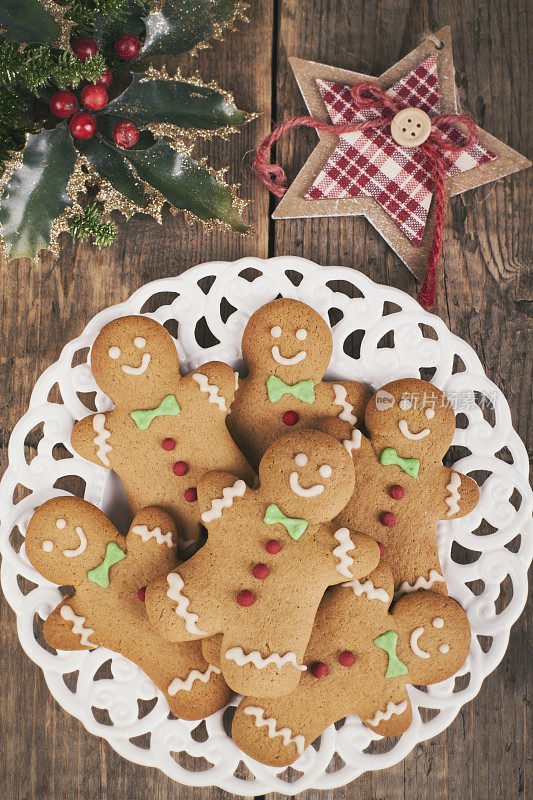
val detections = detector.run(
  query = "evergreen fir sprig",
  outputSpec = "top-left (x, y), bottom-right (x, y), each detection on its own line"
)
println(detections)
top-left (68, 203), bottom-right (118, 248)
top-left (66, 0), bottom-right (155, 37)
top-left (0, 39), bottom-right (106, 94)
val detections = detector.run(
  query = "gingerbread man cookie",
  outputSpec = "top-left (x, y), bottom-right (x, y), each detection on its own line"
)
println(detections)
top-left (227, 299), bottom-right (371, 470)
top-left (25, 497), bottom-right (232, 720)
top-left (71, 315), bottom-right (255, 550)
top-left (232, 563), bottom-right (471, 766)
top-left (322, 378), bottom-right (479, 596)
top-left (145, 429), bottom-right (380, 698)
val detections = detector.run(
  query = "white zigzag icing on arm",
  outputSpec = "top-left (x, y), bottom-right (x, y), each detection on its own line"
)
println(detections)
top-left (366, 699), bottom-right (408, 727)
top-left (332, 528), bottom-right (355, 578)
top-left (93, 413), bottom-right (112, 467)
top-left (167, 573), bottom-right (207, 636)
top-left (224, 647), bottom-right (306, 670)
top-left (192, 373), bottom-right (228, 411)
top-left (333, 384), bottom-right (357, 425)
top-left (167, 664), bottom-right (221, 695)
top-left (445, 472), bottom-right (461, 516)
top-left (342, 578), bottom-right (389, 603)
top-left (201, 479), bottom-right (246, 523)
top-left (395, 569), bottom-right (445, 599)
top-left (243, 706), bottom-right (306, 755)
top-left (131, 524), bottom-right (174, 547)
top-left (343, 429), bottom-right (362, 455)
top-left (60, 605), bottom-right (96, 648)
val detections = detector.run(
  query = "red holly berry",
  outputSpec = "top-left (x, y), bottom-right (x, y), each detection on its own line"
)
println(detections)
top-left (114, 34), bottom-right (141, 60)
top-left (311, 661), bottom-right (329, 678)
top-left (71, 37), bottom-right (98, 62)
top-left (81, 84), bottom-right (108, 111)
top-left (237, 589), bottom-right (255, 607)
top-left (50, 90), bottom-right (77, 118)
top-left (95, 69), bottom-right (113, 89)
top-left (69, 112), bottom-right (97, 140)
top-left (113, 120), bottom-right (139, 148)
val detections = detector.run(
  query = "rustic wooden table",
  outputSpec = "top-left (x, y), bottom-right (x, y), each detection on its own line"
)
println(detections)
top-left (1, 1), bottom-right (531, 798)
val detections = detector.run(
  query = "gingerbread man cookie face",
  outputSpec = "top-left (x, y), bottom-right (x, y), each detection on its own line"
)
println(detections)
top-left (71, 315), bottom-right (254, 550)
top-left (321, 378), bottom-right (479, 596)
top-left (91, 315), bottom-right (179, 408)
top-left (26, 497), bottom-right (232, 721)
top-left (228, 299), bottom-right (371, 471)
top-left (145, 429), bottom-right (380, 698)
top-left (231, 564), bottom-right (471, 767)
top-left (367, 377), bottom-right (456, 462)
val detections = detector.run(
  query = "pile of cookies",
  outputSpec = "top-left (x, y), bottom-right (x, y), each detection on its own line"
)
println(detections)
top-left (25, 298), bottom-right (479, 767)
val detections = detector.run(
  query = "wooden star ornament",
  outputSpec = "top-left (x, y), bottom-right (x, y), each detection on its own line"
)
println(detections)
top-left (265, 27), bottom-right (530, 286)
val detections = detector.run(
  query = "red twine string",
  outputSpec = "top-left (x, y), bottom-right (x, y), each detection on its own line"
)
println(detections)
top-left (253, 81), bottom-right (479, 308)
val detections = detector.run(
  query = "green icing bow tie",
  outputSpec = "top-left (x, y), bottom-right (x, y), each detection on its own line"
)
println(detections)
top-left (264, 503), bottom-right (308, 540)
top-left (131, 394), bottom-right (180, 431)
top-left (374, 630), bottom-right (408, 678)
top-left (380, 447), bottom-right (420, 478)
top-left (87, 542), bottom-right (126, 588)
top-left (266, 375), bottom-right (315, 404)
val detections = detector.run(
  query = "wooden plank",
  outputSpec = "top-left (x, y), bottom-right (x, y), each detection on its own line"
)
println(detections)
top-left (271, 1), bottom-right (531, 800)
top-left (0, 2), bottom-right (272, 798)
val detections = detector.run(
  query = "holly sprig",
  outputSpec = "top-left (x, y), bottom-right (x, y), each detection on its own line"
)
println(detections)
top-left (0, 0), bottom-right (252, 262)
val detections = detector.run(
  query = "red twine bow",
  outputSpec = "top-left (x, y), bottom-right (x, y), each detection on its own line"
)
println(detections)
top-left (253, 81), bottom-right (479, 308)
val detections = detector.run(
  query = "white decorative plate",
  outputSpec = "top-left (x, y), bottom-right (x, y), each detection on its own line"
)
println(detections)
top-left (1, 257), bottom-right (531, 795)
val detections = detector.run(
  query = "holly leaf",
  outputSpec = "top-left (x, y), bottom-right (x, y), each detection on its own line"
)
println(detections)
top-left (141, 0), bottom-right (242, 58)
top-left (75, 134), bottom-right (150, 208)
top-left (0, 126), bottom-right (76, 260)
top-left (123, 140), bottom-right (248, 232)
top-left (0, 0), bottom-right (60, 43)
top-left (102, 73), bottom-right (247, 130)
top-left (92, 1), bottom-right (147, 48)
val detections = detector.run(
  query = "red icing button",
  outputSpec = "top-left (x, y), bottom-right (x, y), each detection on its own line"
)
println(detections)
top-left (265, 539), bottom-right (281, 554)
top-left (378, 541), bottom-right (386, 556)
top-left (380, 511), bottom-right (395, 527)
top-left (253, 563), bottom-right (269, 580)
top-left (282, 410), bottom-right (299, 426)
top-left (162, 438), bottom-right (175, 451)
top-left (237, 589), bottom-right (255, 607)
top-left (137, 586), bottom-right (146, 602)
top-left (173, 460), bottom-right (189, 476)
top-left (338, 650), bottom-right (355, 667)
top-left (389, 484), bottom-right (404, 500)
top-left (311, 661), bottom-right (329, 679)
top-left (184, 487), bottom-right (197, 502)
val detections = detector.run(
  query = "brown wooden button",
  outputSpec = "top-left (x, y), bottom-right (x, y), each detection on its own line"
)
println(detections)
top-left (390, 107), bottom-right (431, 147)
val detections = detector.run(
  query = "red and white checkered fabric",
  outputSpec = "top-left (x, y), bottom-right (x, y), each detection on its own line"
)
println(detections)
top-left (305, 55), bottom-right (495, 246)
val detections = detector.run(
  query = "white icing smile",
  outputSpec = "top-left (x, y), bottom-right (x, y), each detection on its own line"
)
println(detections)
top-left (398, 419), bottom-right (430, 440)
top-left (289, 454), bottom-right (329, 498)
top-left (410, 627), bottom-right (430, 659)
top-left (271, 345), bottom-right (306, 365)
top-left (121, 352), bottom-right (151, 375)
top-left (62, 526), bottom-right (87, 558)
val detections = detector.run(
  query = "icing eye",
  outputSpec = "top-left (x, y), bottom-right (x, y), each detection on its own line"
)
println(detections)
top-left (424, 407), bottom-right (435, 419)
top-left (296, 328), bottom-right (307, 341)
top-left (134, 337), bottom-right (146, 349)
top-left (294, 453), bottom-right (308, 467)
top-left (432, 617), bottom-right (444, 628)
top-left (399, 397), bottom-right (412, 411)
top-left (439, 643), bottom-right (449, 653)
top-left (56, 518), bottom-right (66, 529)
top-left (319, 464), bottom-right (332, 478)
top-left (108, 346), bottom-right (121, 359)
top-left (270, 326), bottom-right (282, 338)
top-left (42, 540), bottom-right (54, 552)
